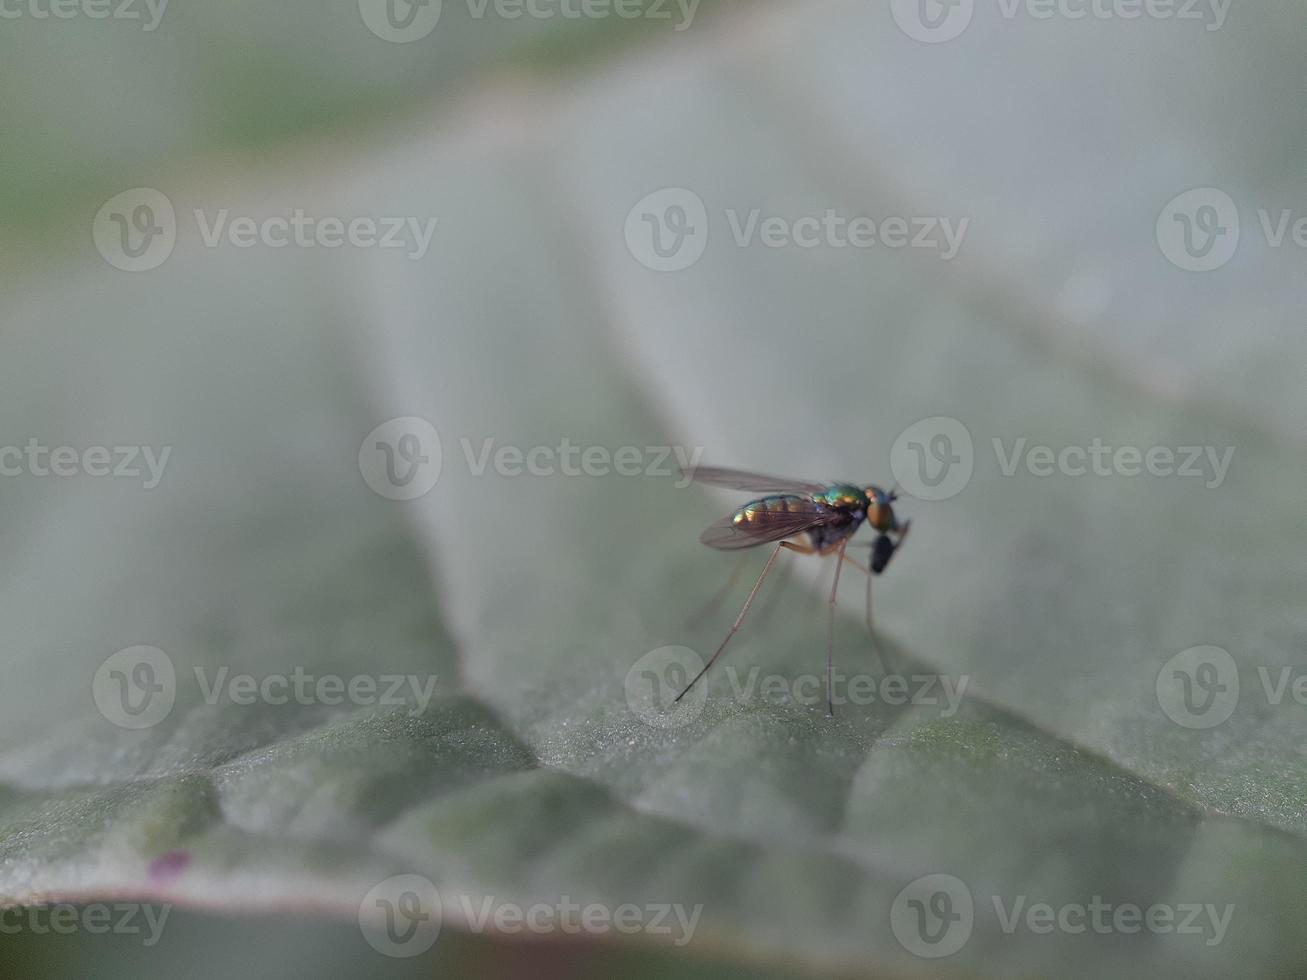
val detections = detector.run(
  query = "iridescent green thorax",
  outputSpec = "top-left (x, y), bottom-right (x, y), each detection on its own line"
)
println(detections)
top-left (814, 484), bottom-right (865, 510)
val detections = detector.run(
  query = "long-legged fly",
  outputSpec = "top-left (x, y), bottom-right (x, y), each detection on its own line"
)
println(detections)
top-left (677, 466), bottom-right (911, 715)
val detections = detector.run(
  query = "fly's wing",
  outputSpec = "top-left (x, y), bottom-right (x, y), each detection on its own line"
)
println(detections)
top-left (699, 498), bottom-right (830, 551)
top-left (684, 466), bottom-right (827, 495)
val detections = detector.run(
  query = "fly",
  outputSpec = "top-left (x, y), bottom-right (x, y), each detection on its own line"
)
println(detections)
top-left (677, 465), bottom-right (912, 714)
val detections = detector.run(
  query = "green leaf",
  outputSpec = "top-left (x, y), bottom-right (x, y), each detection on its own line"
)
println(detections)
top-left (2, 4), bottom-right (1306, 978)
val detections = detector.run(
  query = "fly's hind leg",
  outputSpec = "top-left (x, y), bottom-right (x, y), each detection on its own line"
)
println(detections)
top-left (683, 554), bottom-right (749, 630)
top-left (675, 542), bottom-right (786, 703)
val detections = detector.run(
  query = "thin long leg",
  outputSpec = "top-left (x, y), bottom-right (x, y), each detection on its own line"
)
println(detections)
top-left (842, 552), bottom-right (872, 577)
top-left (752, 555), bottom-right (793, 630)
top-left (804, 557), bottom-right (832, 627)
top-left (786, 539), bottom-right (883, 686)
top-left (826, 539), bottom-right (849, 715)
top-left (782, 541), bottom-right (869, 644)
top-left (866, 561), bottom-right (875, 651)
top-left (684, 554), bottom-right (749, 630)
top-left (675, 542), bottom-right (785, 702)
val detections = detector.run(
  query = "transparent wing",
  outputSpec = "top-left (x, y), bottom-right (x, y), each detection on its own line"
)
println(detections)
top-left (685, 465), bottom-right (827, 495)
top-left (699, 499), bottom-right (831, 551)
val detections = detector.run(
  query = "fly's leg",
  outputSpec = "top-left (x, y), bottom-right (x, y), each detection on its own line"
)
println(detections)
top-left (675, 542), bottom-right (786, 703)
top-left (752, 555), bottom-right (793, 630)
top-left (683, 554), bottom-right (749, 630)
top-left (675, 538), bottom-right (877, 710)
top-left (826, 539), bottom-right (849, 715)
